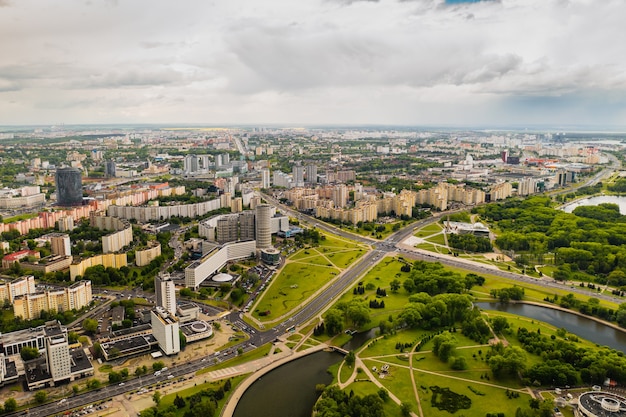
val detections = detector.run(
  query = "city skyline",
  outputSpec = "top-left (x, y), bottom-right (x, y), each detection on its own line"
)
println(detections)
top-left (1, 0), bottom-right (625, 128)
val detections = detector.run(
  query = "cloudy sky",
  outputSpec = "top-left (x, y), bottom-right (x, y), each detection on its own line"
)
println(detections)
top-left (1, 0), bottom-right (625, 127)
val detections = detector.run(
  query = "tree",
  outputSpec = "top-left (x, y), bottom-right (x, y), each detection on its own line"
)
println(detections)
top-left (4, 398), bottom-right (16, 413)
top-left (72, 385), bottom-right (80, 395)
top-left (108, 371), bottom-right (122, 383)
top-left (87, 379), bottom-right (101, 390)
top-left (180, 330), bottom-right (187, 350)
top-left (345, 351), bottom-right (356, 367)
top-left (20, 346), bottom-right (40, 361)
top-left (401, 402), bottom-right (413, 417)
top-left (189, 401), bottom-right (215, 417)
top-left (432, 332), bottom-right (457, 362)
top-left (390, 279), bottom-right (401, 292)
top-left (173, 395), bottom-right (186, 409)
top-left (152, 361), bottom-right (164, 371)
top-left (491, 316), bottom-right (510, 334)
top-left (82, 318), bottom-right (98, 334)
top-left (34, 390), bottom-right (47, 404)
top-left (324, 308), bottom-right (344, 336)
top-left (346, 301), bottom-right (371, 328)
top-left (68, 331), bottom-right (79, 344)
top-left (152, 391), bottom-right (161, 406)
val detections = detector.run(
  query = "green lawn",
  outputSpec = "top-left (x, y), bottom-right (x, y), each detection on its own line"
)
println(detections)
top-left (413, 369), bottom-right (530, 417)
top-left (252, 231), bottom-right (368, 322)
top-left (345, 380), bottom-right (404, 417)
top-left (424, 233), bottom-right (446, 245)
top-left (416, 222), bottom-right (443, 235)
top-left (153, 374), bottom-right (247, 416)
top-left (253, 262), bottom-right (339, 321)
top-left (3, 212), bottom-right (38, 223)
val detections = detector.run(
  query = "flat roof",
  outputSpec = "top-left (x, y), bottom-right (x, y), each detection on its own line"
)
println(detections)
top-left (579, 392), bottom-right (626, 417)
top-left (1, 326), bottom-right (45, 346)
top-left (70, 348), bottom-right (93, 373)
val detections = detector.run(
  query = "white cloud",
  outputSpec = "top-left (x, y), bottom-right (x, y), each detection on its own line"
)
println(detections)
top-left (0, 0), bottom-right (625, 126)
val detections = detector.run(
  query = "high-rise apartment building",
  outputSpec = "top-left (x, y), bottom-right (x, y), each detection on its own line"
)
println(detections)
top-left (57, 216), bottom-right (75, 232)
top-left (216, 216), bottom-right (239, 244)
top-left (45, 326), bottom-right (71, 383)
top-left (292, 165), bottom-right (305, 188)
top-left (261, 168), bottom-right (271, 189)
top-left (49, 233), bottom-right (71, 257)
top-left (239, 211), bottom-right (256, 241)
top-left (305, 164), bottom-right (318, 184)
top-left (151, 308), bottom-right (180, 355)
top-left (154, 273), bottom-right (177, 316)
top-left (333, 184), bottom-right (348, 208)
top-left (184, 155), bottom-right (199, 174)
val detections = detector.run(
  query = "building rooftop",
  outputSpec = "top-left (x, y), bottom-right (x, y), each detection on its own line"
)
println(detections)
top-left (0, 326), bottom-right (45, 346)
top-left (579, 392), bottom-right (626, 417)
top-left (4, 358), bottom-right (17, 379)
top-left (101, 334), bottom-right (156, 359)
top-left (70, 349), bottom-right (93, 374)
top-left (111, 305), bottom-right (125, 323)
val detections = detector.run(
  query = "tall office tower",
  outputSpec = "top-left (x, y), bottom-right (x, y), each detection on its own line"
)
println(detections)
top-left (261, 168), bottom-right (271, 189)
top-left (216, 216), bottom-right (238, 243)
top-left (333, 184), bottom-right (348, 208)
top-left (154, 273), bottom-right (177, 316)
top-left (305, 164), bottom-right (318, 184)
top-left (292, 165), bottom-right (305, 188)
top-left (239, 211), bottom-right (256, 240)
top-left (50, 233), bottom-right (71, 257)
top-left (255, 204), bottom-right (272, 249)
top-left (55, 167), bottom-right (83, 207)
top-left (184, 154), bottom-right (199, 174)
top-left (104, 160), bottom-right (116, 178)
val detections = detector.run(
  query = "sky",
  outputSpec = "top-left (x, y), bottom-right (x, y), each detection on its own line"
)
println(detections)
top-left (1, 0), bottom-right (625, 128)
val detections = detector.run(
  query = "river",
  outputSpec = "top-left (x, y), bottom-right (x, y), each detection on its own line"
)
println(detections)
top-left (232, 350), bottom-right (343, 417)
top-left (477, 302), bottom-right (626, 352)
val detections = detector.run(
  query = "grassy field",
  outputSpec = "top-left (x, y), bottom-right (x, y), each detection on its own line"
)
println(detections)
top-left (252, 231), bottom-right (369, 322)
top-left (424, 233), bottom-right (446, 245)
top-left (345, 380), bottom-right (404, 417)
top-left (153, 374), bottom-right (247, 416)
top-left (413, 369), bottom-right (530, 417)
top-left (3, 212), bottom-right (38, 223)
top-left (416, 222), bottom-right (443, 236)
top-left (252, 262), bottom-right (339, 320)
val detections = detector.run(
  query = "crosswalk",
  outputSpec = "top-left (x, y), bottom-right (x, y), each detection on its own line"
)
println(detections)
top-left (208, 366), bottom-right (239, 378)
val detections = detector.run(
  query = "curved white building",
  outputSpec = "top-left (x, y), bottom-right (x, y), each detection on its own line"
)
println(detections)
top-left (578, 391), bottom-right (626, 417)
top-left (255, 204), bottom-right (272, 249)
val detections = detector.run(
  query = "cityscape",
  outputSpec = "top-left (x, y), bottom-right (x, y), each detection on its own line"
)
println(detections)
top-left (2, 0), bottom-right (626, 417)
